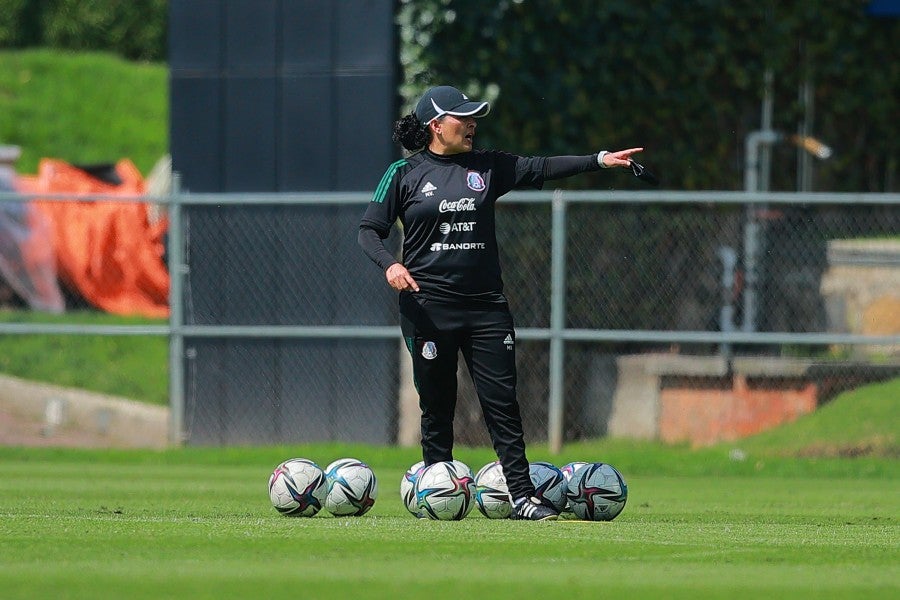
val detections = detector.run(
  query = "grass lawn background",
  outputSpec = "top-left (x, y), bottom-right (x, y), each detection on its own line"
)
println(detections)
top-left (0, 49), bottom-right (167, 176)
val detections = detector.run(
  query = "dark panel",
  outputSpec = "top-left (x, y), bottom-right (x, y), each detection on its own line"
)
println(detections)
top-left (277, 340), bottom-right (335, 441)
top-left (275, 205), bottom-right (397, 326)
top-left (184, 204), bottom-right (399, 327)
top-left (218, 341), bottom-right (280, 444)
top-left (186, 338), bottom-right (397, 445)
top-left (280, 339), bottom-right (398, 443)
top-left (224, 77), bottom-right (278, 191)
top-left (330, 205), bottom-right (400, 326)
top-left (182, 339), bottom-right (226, 443)
top-left (335, 74), bottom-right (396, 190)
top-left (181, 206), bottom-right (220, 325)
top-left (281, 1), bottom-right (334, 73)
top-left (279, 75), bottom-right (333, 190)
top-left (183, 206), bottom-right (235, 324)
top-left (184, 205), bottom-right (286, 325)
top-left (171, 0), bottom-right (400, 446)
top-left (224, 0), bottom-right (278, 72)
top-left (187, 205), bottom-right (396, 327)
top-left (169, 77), bottom-right (222, 192)
top-left (169, 0), bottom-right (223, 72)
top-left (183, 339), bottom-right (281, 445)
top-left (336, 1), bottom-right (395, 68)
top-left (327, 341), bottom-right (397, 443)
top-left (268, 205), bottom-right (334, 325)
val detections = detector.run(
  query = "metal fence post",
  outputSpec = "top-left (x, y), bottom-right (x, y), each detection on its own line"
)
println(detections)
top-left (742, 130), bottom-right (780, 332)
top-left (167, 174), bottom-right (186, 445)
top-left (547, 189), bottom-right (566, 454)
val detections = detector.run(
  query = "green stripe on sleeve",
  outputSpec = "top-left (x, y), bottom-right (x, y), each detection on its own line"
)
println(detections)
top-left (371, 159), bottom-right (408, 203)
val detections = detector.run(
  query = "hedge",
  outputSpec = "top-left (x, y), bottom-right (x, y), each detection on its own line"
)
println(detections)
top-left (2, 0), bottom-right (895, 191)
top-left (397, 0), bottom-right (899, 192)
top-left (0, 0), bottom-right (166, 62)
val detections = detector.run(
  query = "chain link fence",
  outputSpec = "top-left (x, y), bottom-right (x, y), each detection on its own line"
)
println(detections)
top-left (169, 191), bottom-right (899, 449)
top-left (449, 193), bottom-right (899, 448)
top-left (1, 189), bottom-right (897, 449)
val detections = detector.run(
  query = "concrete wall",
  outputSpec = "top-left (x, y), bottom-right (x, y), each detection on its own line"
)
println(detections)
top-left (0, 374), bottom-right (168, 448)
top-left (821, 239), bottom-right (900, 354)
top-left (658, 374), bottom-right (817, 446)
top-left (609, 355), bottom-right (822, 447)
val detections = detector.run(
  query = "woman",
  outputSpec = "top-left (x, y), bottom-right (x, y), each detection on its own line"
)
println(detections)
top-left (358, 85), bottom-right (642, 520)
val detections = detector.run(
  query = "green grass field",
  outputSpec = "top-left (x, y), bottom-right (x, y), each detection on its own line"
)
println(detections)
top-left (1, 379), bottom-right (898, 600)
top-left (0, 444), bottom-right (896, 599)
top-left (0, 49), bottom-right (167, 176)
top-left (0, 311), bottom-right (168, 405)
top-left (0, 327), bottom-right (895, 600)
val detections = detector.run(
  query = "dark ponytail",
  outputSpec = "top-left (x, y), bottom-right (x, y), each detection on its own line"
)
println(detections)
top-left (392, 113), bottom-right (429, 151)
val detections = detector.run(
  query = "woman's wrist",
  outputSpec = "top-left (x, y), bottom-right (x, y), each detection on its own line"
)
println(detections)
top-left (597, 151), bottom-right (610, 168)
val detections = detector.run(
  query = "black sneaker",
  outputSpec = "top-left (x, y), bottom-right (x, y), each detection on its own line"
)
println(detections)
top-left (511, 496), bottom-right (558, 521)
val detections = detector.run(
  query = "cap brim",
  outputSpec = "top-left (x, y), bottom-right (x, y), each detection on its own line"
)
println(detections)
top-left (446, 101), bottom-right (490, 119)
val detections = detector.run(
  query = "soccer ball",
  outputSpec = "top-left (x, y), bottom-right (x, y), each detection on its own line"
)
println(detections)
top-left (324, 458), bottom-right (378, 517)
top-left (560, 461), bottom-right (590, 513)
top-left (529, 461), bottom-right (567, 512)
top-left (561, 461), bottom-right (589, 482)
top-left (474, 460), bottom-right (511, 519)
top-left (325, 457), bottom-right (361, 473)
top-left (268, 458), bottom-right (327, 517)
top-left (400, 460), bottom-right (425, 516)
top-left (565, 462), bottom-right (628, 521)
top-left (450, 459), bottom-right (474, 481)
top-left (415, 460), bottom-right (475, 521)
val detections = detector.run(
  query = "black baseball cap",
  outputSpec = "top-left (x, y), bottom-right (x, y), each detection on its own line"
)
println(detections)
top-left (415, 86), bottom-right (491, 125)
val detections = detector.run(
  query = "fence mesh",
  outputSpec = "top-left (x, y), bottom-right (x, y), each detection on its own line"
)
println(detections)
top-left (175, 194), bottom-right (898, 447)
top-left (0, 192), bottom-right (896, 448)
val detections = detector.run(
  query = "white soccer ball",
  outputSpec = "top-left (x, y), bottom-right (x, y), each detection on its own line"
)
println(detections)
top-left (400, 460), bottom-right (425, 516)
top-left (474, 460), bottom-right (511, 519)
top-left (529, 461), bottom-right (568, 512)
top-left (450, 459), bottom-right (474, 481)
top-left (565, 462), bottom-right (628, 521)
top-left (561, 461), bottom-right (590, 482)
top-left (415, 460), bottom-right (475, 521)
top-left (560, 461), bottom-right (590, 513)
top-left (325, 457), bottom-right (361, 473)
top-left (324, 458), bottom-right (378, 517)
top-left (268, 458), bottom-right (327, 517)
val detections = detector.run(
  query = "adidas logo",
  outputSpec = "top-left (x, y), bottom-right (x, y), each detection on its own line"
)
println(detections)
top-left (503, 334), bottom-right (514, 348)
top-left (421, 181), bottom-right (437, 196)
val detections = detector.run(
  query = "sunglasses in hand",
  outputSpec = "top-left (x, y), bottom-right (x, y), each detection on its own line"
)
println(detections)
top-left (629, 159), bottom-right (659, 186)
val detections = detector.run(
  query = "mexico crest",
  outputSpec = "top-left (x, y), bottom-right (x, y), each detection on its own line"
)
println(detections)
top-left (466, 171), bottom-right (486, 192)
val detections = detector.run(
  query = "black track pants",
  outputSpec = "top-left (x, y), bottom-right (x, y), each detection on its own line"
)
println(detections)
top-left (399, 292), bottom-right (535, 500)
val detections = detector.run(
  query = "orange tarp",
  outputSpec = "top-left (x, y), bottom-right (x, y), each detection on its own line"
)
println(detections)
top-left (16, 159), bottom-right (169, 318)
